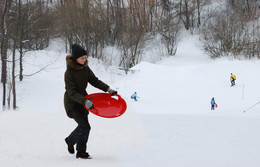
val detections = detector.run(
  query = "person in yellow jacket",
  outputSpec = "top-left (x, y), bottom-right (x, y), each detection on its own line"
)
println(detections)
top-left (230, 73), bottom-right (236, 86)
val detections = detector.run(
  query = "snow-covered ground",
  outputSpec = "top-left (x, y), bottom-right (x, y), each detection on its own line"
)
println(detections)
top-left (1, 36), bottom-right (260, 167)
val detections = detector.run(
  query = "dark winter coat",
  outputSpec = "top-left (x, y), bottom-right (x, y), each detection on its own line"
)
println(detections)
top-left (64, 55), bottom-right (109, 119)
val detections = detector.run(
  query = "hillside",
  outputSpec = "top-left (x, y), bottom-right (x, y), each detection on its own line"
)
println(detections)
top-left (1, 36), bottom-right (260, 167)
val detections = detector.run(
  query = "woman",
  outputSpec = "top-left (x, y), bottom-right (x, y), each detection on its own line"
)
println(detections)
top-left (64, 44), bottom-right (117, 159)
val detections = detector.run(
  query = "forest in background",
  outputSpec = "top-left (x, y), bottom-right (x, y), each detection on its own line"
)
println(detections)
top-left (0, 0), bottom-right (260, 109)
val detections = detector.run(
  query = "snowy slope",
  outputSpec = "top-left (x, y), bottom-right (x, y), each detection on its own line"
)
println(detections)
top-left (1, 36), bottom-right (260, 167)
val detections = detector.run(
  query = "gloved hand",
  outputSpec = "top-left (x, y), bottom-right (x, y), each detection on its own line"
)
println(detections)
top-left (108, 88), bottom-right (117, 95)
top-left (84, 99), bottom-right (94, 109)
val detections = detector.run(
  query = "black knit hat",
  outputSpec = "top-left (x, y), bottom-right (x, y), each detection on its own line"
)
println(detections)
top-left (71, 44), bottom-right (88, 61)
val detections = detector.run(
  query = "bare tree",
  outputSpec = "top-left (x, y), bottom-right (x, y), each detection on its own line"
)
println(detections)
top-left (227, 0), bottom-right (260, 20)
top-left (0, 0), bottom-right (56, 110)
top-left (10, 0), bottom-right (23, 109)
top-left (200, 4), bottom-right (260, 59)
top-left (176, 0), bottom-right (210, 30)
top-left (1, 0), bottom-right (12, 109)
top-left (160, 18), bottom-right (181, 56)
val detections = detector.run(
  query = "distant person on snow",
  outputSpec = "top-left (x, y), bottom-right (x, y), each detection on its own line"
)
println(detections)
top-left (230, 73), bottom-right (236, 86)
top-left (131, 92), bottom-right (139, 101)
top-left (64, 44), bottom-right (117, 159)
top-left (211, 97), bottom-right (216, 110)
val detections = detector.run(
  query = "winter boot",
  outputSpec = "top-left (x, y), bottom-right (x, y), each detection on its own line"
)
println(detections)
top-left (65, 137), bottom-right (75, 154)
top-left (76, 152), bottom-right (92, 159)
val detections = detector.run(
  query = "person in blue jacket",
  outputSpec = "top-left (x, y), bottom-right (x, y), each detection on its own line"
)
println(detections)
top-left (131, 92), bottom-right (139, 101)
top-left (211, 97), bottom-right (216, 110)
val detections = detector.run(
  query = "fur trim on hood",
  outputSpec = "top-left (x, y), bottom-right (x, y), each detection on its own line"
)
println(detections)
top-left (66, 55), bottom-right (88, 70)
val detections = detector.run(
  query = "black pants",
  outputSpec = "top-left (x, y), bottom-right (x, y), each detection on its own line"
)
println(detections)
top-left (67, 116), bottom-right (91, 153)
top-left (211, 104), bottom-right (215, 110)
top-left (231, 79), bottom-right (235, 86)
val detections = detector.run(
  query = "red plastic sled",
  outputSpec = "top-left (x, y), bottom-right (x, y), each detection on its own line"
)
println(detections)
top-left (84, 93), bottom-right (127, 118)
